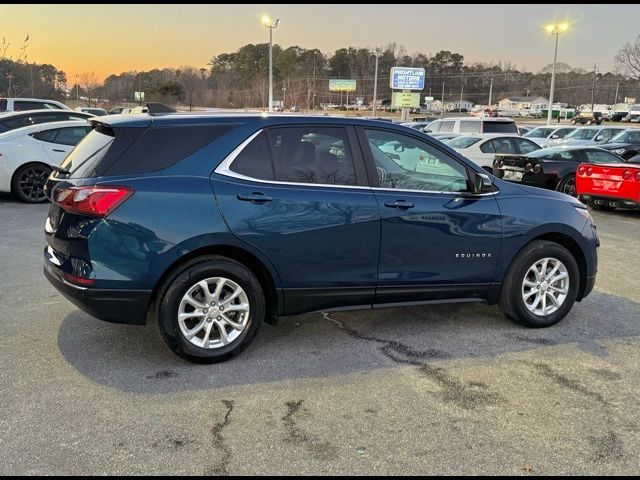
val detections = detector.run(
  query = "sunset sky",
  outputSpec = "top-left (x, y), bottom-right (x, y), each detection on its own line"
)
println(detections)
top-left (2, 4), bottom-right (638, 83)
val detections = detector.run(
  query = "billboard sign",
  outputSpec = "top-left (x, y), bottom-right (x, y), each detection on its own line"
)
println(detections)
top-left (329, 79), bottom-right (357, 92)
top-left (134, 91), bottom-right (145, 102)
top-left (390, 67), bottom-right (425, 90)
top-left (392, 92), bottom-right (421, 108)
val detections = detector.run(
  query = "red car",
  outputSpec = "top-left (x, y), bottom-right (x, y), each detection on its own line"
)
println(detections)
top-left (576, 162), bottom-right (640, 210)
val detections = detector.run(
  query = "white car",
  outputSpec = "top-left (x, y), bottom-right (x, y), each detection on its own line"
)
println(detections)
top-left (524, 126), bottom-right (577, 147)
top-left (0, 97), bottom-right (71, 113)
top-left (423, 117), bottom-right (518, 135)
top-left (446, 133), bottom-right (541, 171)
top-left (0, 120), bottom-right (91, 203)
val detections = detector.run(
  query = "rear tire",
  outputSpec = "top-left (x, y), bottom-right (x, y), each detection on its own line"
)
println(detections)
top-left (499, 240), bottom-right (579, 328)
top-left (556, 174), bottom-right (577, 197)
top-left (12, 163), bottom-right (51, 203)
top-left (154, 255), bottom-right (265, 363)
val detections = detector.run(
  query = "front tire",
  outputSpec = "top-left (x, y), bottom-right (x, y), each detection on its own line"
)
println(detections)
top-left (499, 240), bottom-right (579, 328)
top-left (155, 255), bottom-right (265, 363)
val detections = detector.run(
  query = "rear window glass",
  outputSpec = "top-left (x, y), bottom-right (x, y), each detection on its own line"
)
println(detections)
top-left (482, 121), bottom-right (517, 134)
top-left (104, 124), bottom-right (235, 176)
top-left (60, 128), bottom-right (115, 178)
top-left (447, 136), bottom-right (481, 149)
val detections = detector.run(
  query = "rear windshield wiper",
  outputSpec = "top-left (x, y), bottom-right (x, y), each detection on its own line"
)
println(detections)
top-left (50, 164), bottom-right (71, 175)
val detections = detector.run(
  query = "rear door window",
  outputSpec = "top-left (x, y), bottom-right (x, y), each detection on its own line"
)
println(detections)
top-left (511, 138), bottom-right (540, 154)
top-left (438, 121), bottom-right (454, 133)
top-left (483, 138), bottom-right (515, 154)
top-left (53, 126), bottom-right (91, 146)
top-left (229, 132), bottom-right (274, 180)
top-left (459, 120), bottom-right (480, 134)
top-left (14, 101), bottom-right (46, 111)
top-left (32, 129), bottom-right (59, 143)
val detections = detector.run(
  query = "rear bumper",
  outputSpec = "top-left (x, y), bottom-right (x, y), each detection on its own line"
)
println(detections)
top-left (44, 260), bottom-right (150, 325)
top-left (579, 194), bottom-right (640, 209)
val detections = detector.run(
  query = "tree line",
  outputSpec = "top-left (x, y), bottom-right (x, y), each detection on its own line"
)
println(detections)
top-left (2, 35), bottom-right (640, 109)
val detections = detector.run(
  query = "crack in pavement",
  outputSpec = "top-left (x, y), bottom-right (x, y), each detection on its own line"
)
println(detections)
top-left (283, 400), bottom-right (338, 461)
top-left (323, 313), bottom-right (502, 410)
top-left (205, 400), bottom-right (234, 476)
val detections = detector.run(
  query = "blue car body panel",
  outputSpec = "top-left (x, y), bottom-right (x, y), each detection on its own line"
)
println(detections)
top-left (42, 114), bottom-right (599, 324)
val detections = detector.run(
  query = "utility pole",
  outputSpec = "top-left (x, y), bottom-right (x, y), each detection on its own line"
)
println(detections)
top-left (372, 49), bottom-right (379, 116)
top-left (459, 78), bottom-right (464, 113)
top-left (488, 77), bottom-right (493, 109)
top-left (614, 81), bottom-right (619, 105)
top-left (30, 63), bottom-right (34, 97)
top-left (441, 81), bottom-right (445, 118)
top-left (312, 51), bottom-right (317, 111)
top-left (590, 64), bottom-right (597, 112)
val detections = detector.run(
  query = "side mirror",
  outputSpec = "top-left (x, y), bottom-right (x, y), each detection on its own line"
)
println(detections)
top-left (470, 171), bottom-right (492, 194)
top-left (551, 134), bottom-right (559, 139)
top-left (595, 135), bottom-right (604, 141)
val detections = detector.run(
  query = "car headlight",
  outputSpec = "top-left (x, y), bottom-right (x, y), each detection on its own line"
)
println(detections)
top-left (613, 148), bottom-right (626, 155)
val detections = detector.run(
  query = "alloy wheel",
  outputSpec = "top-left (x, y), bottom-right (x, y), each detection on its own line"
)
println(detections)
top-left (17, 166), bottom-right (50, 202)
top-left (521, 257), bottom-right (570, 316)
top-left (177, 277), bottom-right (250, 349)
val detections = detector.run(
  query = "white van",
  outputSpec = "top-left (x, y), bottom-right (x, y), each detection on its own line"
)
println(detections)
top-left (423, 116), bottom-right (518, 135)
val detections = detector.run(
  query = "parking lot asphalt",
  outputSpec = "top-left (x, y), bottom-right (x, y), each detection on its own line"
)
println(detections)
top-left (0, 194), bottom-right (638, 475)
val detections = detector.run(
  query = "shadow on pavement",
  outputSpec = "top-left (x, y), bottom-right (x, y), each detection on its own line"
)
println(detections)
top-left (56, 290), bottom-right (640, 394)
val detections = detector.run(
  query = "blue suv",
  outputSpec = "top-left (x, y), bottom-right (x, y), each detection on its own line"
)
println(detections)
top-left (44, 114), bottom-right (598, 363)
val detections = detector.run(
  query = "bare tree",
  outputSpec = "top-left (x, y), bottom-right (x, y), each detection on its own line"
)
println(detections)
top-left (1, 34), bottom-right (29, 96)
top-left (79, 72), bottom-right (100, 106)
top-left (615, 34), bottom-right (640, 80)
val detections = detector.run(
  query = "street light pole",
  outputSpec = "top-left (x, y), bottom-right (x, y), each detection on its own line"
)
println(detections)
top-left (263, 16), bottom-right (280, 113)
top-left (372, 49), bottom-right (380, 116)
top-left (545, 22), bottom-right (569, 126)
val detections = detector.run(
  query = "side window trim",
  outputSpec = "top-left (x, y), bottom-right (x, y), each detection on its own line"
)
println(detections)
top-left (354, 125), bottom-right (491, 195)
top-left (215, 127), bottom-right (371, 190)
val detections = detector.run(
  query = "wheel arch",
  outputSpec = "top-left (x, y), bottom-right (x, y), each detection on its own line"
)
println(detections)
top-left (148, 244), bottom-right (282, 325)
top-left (493, 231), bottom-right (588, 304)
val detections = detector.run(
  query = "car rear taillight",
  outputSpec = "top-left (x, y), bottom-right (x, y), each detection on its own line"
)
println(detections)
top-left (636, 171), bottom-right (640, 182)
top-left (586, 167), bottom-right (593, 176)
top-left (55, 186), bottom-right (133, 217)
top-left (578, 166), bottom-right (586, 175)
top-left (63, 272), bottom-right (95, 286)
top-left (622, 170), bottom-right (632, 181)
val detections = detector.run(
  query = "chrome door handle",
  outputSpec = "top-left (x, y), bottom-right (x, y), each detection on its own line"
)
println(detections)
top-left (384, 200), bottom-right (414, 210)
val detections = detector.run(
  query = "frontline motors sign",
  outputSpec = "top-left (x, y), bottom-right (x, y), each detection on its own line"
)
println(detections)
top-left (390, 67), bottom-right (425, 90)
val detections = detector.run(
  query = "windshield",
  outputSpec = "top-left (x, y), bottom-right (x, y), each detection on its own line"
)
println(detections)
top-left (566, 129), bottom-right (598, 140)
top-left (446, 136), bottom-right (481, 149)
top-left (525, 127), bottom-right (553, 138)
top-left (59, 128), bottom-right (114, 177)
top-left (609, 130), bottom-right (640, 144)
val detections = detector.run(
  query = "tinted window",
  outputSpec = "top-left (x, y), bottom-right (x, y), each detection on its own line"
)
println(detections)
top-left (459, 120), bottom-right (480, 134)
top-left (267, 127), bottom-right (356, 185)
top-left (105, 125), bottom-right (235, 176)
top-left (485, 138), bottom-right (515, 154)
top-left (31, 113), bottom-right (67, 125)
top-left (2, 116), bottom-right (33, 129)
top-left (32, 129), bottom-right (59, 143)
top-left (14, 101), bottom-right (46, 111)
top-left (364, 129), bottom-right (469, 193)
top-left (585, 150), bottom-right (623, 164)
top-left (482, 121), bottom-right (518, 134)
top-left (528, 148), bottom-right (580, 161)
top-left (555, 128), bottom-right (575, 138)
top-left (53, 126), bottom-right (91, 146)
top-left (0, 99), bottom-right (7, 112)
top-left (512, 138), bottom-right (540, 154)
top-left (229, 132), bottom-right (274, 180)
top-left (610, 130), bottom-right (640, 144)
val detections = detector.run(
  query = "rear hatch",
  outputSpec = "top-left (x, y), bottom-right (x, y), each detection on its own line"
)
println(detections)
top-left (492, 153), bottom-right (543, 184)
top-left (576, 163), bottom-right (640, 201)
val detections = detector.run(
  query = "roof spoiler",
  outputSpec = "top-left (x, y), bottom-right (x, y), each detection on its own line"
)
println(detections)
top-left (145, 102), bottom-right (177, 114)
